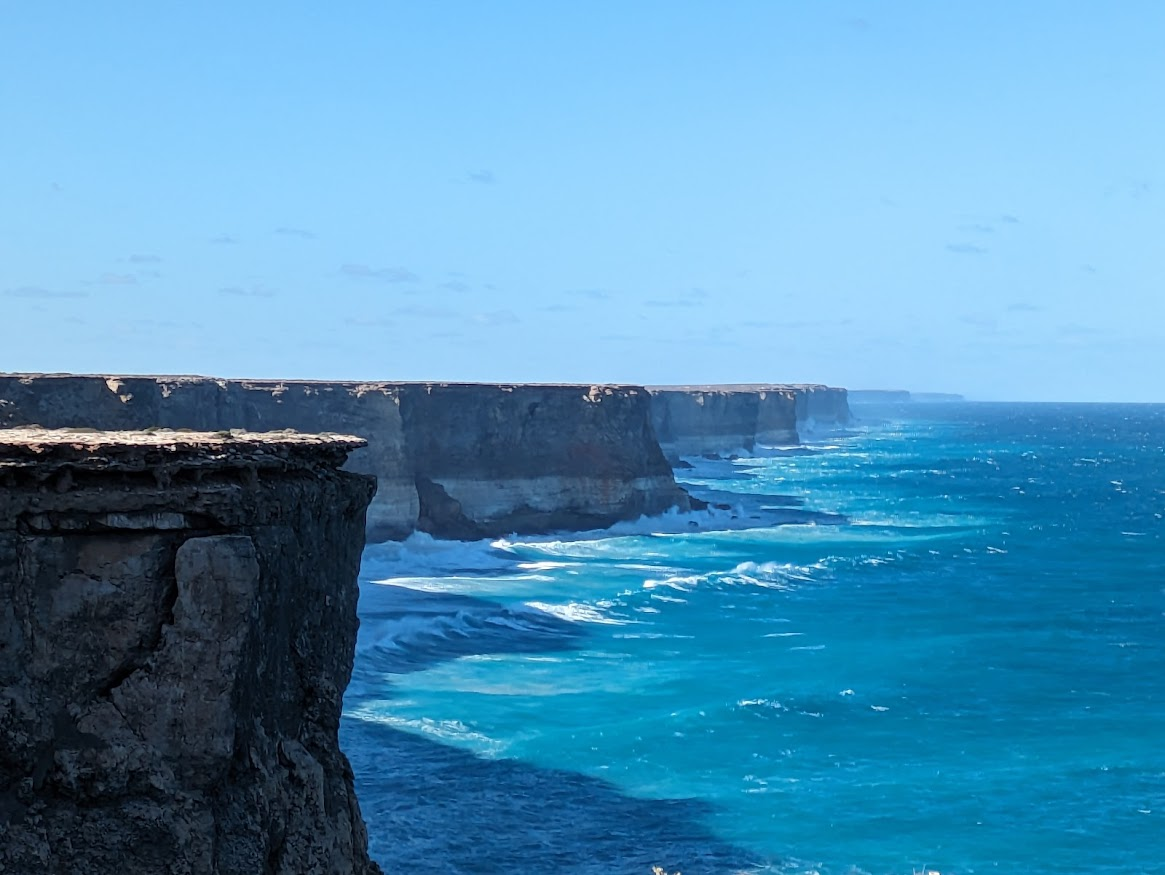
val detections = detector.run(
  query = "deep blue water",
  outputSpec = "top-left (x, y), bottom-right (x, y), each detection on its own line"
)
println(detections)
top-left (341, 403), bottom-right (1165, 874)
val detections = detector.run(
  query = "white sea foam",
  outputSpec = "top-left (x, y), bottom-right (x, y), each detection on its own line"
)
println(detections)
top-left (346, 707), bottom-right (505, 753)
top-left (643, 558), bottom-right (825, 594)
top-left (523, 600), bottom-right (630, 625)
top-left (361, 532), bottom-right (518, 580)
top-left (737, 698), bottom-right (788, 711)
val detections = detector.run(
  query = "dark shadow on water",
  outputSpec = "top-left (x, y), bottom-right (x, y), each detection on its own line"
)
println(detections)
top-left (677, 486), bottom-right (848, 530)
top-left (685, 487), bottom-right (808, 509)
top-left (342, 715), bottom-right (764, 875)
top-left (354, 585), bottom-right (587, 677)
top-left (345, 585), bottom-right (765, 873)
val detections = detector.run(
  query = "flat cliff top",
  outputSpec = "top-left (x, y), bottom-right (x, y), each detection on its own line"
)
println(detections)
top-left (2, 373), bottom-right (648, 391)
top-left (646, 383), bottom-right (835, 392)
top-left (0, 427), bottom-right (365, 471)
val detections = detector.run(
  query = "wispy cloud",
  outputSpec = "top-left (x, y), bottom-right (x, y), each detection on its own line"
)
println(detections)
top-left (129, 317), bottom-right (191, 330)
top-left (128, 253), bottom-right (162, 264)
top-left (218, 284), bottom-right (277, 298)
top-left (1058, 322), bottom-right (1101, 338)
top-left (340, 263), bottom-right (420, 283)
top-left (960, 312), bottom-right (998, 329)
top-left (210, 234), bottom-right (238, 245)
top-left (275, 226), bottom-right (316, 239)
top-left (645, 288), bottom-right (709, 308)
top-left (566, 288), bottom-right (611, 301)
top-left (1007, 302), bottom-right (1042, 313)
top-left (946, 243), bottom-right (988, 255)
top-left (958, 223), bottom-right (994, 234)
top-left (345, 316), bottom-right (394, 328)
top-left (467, 169), bottom-right (497, 184)
top-left (471, 310), bottom-right (520, 326)
top-left (393, 305), bottom-right (457, 318)
top-left (1000, 214), bottom-right (1020, 224)
top-left (3, 285), bottom-right (87, 299)
top-left (96, 272), bottom-right (137, 286)
top-left (441, 280), bottom-right (470, 293)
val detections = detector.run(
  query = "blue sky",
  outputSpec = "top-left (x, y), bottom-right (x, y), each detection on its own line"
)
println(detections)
top-left (2, 3), bottom-right (1162, 400)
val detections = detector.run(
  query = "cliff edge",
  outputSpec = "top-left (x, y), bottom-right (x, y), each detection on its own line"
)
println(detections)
top-left (0, 429), bottom-right (380, 874)
top-left (0, 376), bottom-right (689, 542)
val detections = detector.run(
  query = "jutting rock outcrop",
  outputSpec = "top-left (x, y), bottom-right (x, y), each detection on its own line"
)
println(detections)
top-left (0, 428), bottom-right (380, 874)
top-left (647, 384), bottom-right (850, 460)
top-left (0, 375), bottom-right (690, 542)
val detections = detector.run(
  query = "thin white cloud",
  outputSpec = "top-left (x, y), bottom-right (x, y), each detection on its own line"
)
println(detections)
top-left (946, 243), bottom-right (988, 255)
top-left (218, 284), bottom-right (277, 298)
top-left (340, 263), bottom-right (420, 283)
top-left (275, 226), bottom-right (317, 239)
top-left (4, 285), bottom-right (87, 299)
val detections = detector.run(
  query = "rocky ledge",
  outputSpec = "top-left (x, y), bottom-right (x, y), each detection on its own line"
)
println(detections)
top-left (0, 429), bottom-right (380, 874)
top-left (0, 375), bottom-right (690, 542)
top-left (647, 384), bottom-right (851, 460)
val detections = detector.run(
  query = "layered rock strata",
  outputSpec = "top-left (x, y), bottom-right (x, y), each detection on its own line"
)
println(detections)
top-left (0, 375), bottom-right (690, 541)
top-left (648, 384), bottom-right (850, 459)
top-left (0, 428), bottom-right (379, 874)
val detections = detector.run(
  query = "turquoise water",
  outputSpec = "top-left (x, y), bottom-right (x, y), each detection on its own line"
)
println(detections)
top-left (341, 403), bottom-right (1165, 874)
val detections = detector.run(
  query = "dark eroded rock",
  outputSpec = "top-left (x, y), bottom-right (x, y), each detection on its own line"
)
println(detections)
top-left (0, 428), bottom-right (379, 875)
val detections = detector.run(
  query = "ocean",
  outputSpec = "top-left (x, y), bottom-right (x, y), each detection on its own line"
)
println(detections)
top-left (340, 402), bottom-right (1165, 874)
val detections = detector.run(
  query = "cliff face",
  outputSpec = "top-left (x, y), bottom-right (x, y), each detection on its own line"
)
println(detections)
top-left (792, 385), bottom-right (852, 434)
top-left (0, 429), bottom-right (379, 874)
top-left (0, 375), bottom-right (688, 541)
top-left (648, 384), bottom-right (850, 459)
top-left (398, 383), bottom-right (686, 538)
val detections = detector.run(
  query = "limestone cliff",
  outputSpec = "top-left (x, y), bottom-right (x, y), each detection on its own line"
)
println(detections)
top-left (0, 429), bottom-right (379, 875)
top-left (648, 384), bottom-right (850, 459)
top-left (792, 384), bottom-right (852, 434)
top-left (0, 375), bottom-right (689, 541)
top-left (397, 383), bottom-right (687, 538)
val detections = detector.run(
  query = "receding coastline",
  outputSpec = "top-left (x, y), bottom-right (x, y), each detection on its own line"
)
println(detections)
top-left (0, 374), bottom-right (850, 541)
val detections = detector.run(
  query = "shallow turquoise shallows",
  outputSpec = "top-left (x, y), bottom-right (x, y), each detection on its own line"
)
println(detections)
top-left (341, 403), bottom-right (1165, 874)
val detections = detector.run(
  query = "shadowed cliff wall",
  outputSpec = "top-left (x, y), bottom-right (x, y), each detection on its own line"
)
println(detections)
top-left (647, 384), bottom-right (850, 459)
top-left (0, 429), bottom-right (379, 874)
top-left (0, 376), bottom-right (689, 541)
